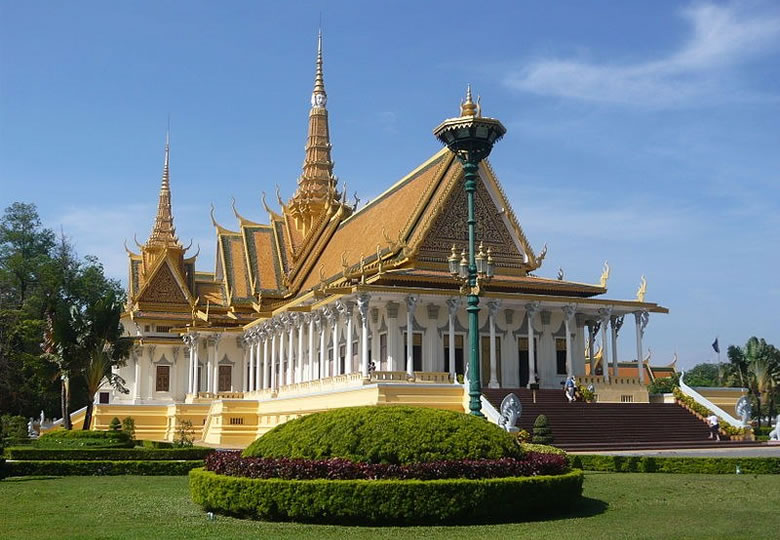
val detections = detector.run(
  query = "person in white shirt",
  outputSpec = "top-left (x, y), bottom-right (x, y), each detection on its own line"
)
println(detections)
top-left (707, 414), bottom-right (721, 441)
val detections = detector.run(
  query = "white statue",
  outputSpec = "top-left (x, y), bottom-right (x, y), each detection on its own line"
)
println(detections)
top-left (498, 393), bottom-right (522, 432)
top-left (770, 415), bottom-right (780, 441)
top-left (735, 396), bottom-right (752, 426)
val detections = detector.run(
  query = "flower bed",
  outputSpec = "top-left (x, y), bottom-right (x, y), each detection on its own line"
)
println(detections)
top-left (205, 450), bottom-right (568, 480)
top-left (189, 467), bottom-right (584, 525)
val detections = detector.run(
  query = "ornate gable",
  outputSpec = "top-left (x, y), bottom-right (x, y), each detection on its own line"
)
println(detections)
top-left (137, 261), bottom-right (190, 305)
top-left (416, 168), bottom-right (527, 272)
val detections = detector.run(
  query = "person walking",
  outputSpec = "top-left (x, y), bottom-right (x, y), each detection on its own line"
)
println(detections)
top-left (706, 414), bottom-right (721, 441)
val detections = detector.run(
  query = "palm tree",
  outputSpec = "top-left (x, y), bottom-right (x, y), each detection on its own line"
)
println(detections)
top-left (731, 337), bottom-right (780, 428)
top-left (69, 292), bottom-right (131, 430)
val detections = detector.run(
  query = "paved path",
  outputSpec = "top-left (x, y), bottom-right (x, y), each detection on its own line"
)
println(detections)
top-left (575, 445), bottom-right (780, 458)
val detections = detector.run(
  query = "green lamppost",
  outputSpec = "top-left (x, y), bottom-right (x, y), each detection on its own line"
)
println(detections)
top-left (434, 86), bottom-right (506, 417)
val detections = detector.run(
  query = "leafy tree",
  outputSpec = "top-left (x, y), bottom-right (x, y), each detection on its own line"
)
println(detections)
top-left (683, 363), bottom-right (721, 387)
top-left (0, 202), bottom-right (124, 422)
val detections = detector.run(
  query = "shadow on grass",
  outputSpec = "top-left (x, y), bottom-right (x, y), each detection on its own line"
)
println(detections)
top-left (2, 475), bottom-right (63, 482)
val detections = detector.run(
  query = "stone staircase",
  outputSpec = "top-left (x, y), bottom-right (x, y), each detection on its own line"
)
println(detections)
top-left (482, 388), bottom-right (758, 452)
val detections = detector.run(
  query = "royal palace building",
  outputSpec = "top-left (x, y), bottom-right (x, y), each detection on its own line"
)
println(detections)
top-left (95, 34), bottom-right (670, 445)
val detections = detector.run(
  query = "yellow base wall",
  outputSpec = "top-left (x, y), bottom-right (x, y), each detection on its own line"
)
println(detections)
top-left (89, 383), bottom-right (466, 448)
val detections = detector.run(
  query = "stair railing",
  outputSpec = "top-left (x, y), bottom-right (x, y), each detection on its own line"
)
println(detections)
top-left (480, 395), bottom-right (503, 426)
top-left (49, 405), bottom-right (88, 430)
top-left (678, 371), bottom-right (745, 428)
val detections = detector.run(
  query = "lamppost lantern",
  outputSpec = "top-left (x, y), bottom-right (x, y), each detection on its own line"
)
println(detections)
top-left (433, 86), bottom-right (506, 417)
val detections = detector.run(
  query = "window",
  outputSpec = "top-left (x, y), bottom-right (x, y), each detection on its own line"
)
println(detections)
top-left (556, 338), bottom-right (567, 375)
top-left (480, 336), bottom-right (502, 385)
top-left (155, 365), bottom-right (170, 392)
top-left (339, 344), bottom-right (346, 374)
top-left (156, 326), bottom-right (172, 333)
top-left (218, 365), bottom-right (232, 392)
top-left (443, 334), bottom-right (464, 375)
top-left (403, 332), bottom-right (423, 372)
top-left (352, 340), bottom-right (359, 372)
top-left (99, 392), bottom-right (109, 404)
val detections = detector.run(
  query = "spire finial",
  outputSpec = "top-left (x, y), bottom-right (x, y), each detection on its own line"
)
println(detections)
top-left (311, 29), bottom-right (327, 107)
top-left (146, 127), bottom-right (179, 248)
top-left (460, 84), bottom-right (478, 117)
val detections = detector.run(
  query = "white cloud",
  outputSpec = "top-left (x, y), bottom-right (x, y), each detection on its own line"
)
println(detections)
top-left (505, 2), bottom-right (780, 107)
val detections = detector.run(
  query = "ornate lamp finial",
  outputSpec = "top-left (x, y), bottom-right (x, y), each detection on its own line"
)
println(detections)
top-left (460, 84), bottom-right (478, 117)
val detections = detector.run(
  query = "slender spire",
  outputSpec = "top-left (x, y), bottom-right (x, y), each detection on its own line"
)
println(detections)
top-left (147, 129), bottom-right (180, 248)
top-left (311, 29), bottom-right (326, 107)
top-left (287, 29), bottom-right (348, 235)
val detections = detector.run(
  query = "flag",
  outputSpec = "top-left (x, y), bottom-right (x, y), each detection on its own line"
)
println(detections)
top-left (712, 338), bottom-right (720, 354)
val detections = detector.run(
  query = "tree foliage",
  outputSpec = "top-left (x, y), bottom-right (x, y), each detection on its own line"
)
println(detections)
top-left (0, 202), bottom-right (124, 420)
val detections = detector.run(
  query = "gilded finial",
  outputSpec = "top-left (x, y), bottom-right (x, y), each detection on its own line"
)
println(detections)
top-left (460, 84), bottom-right (478, 117)
top-left (636, 275), bottom-right (647, 302)
top-left (311, 29), bottom-right (327, 107)
top-left (599, 261), bottom-right (611, 288)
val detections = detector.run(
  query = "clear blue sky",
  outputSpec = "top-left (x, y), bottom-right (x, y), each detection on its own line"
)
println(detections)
top-left (2, 1), bottom-right (779, 368)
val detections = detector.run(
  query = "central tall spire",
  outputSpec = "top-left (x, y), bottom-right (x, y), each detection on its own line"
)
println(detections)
top-left (147, 130), bottom-right (181, 248)
top-left (287, 30), bottom-right (345, 235)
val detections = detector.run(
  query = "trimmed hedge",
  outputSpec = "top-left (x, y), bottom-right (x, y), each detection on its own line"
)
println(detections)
top-left (189, 467), bottom-right (584, 524)
top-left (205, 451), bottom-right (568, 480)
top-left (141, 440), bottom-right (174, 449)
top-left (520, 443), bottom-right (567, 457)
top-left (569, 454), bottom-right (780, 474)
top-left (4, 459), bottom-right (203, 477)
top-left (4, 446), bottom-right (213, 461)
top-left (35, 430), bottom-right (133, 449)
top-left (244, 406), bottom-right (522, 464)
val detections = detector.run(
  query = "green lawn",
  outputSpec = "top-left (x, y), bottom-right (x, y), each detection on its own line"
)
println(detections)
top-left (1, 473), bottom-right (778, 539)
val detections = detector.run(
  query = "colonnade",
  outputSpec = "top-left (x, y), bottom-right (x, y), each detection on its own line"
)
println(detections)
top-left (179, 295), bottom-right (652, 395)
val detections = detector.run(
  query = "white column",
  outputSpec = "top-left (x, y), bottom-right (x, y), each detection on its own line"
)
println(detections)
top-left (206, 336), bottom-right (214, 393)
top-left (343, 303), bottom-right (354, 374)
top-left (262, 331), bottom-right (269, 389)
top-left (296, 314), bottom-right (304, 383)
top-left (248, 333), bottom-right (256, 392)
top-left (270, 328), bottom-right (277, 390)
top-left (446, 298), bottom-right (458, 382)
top-left (634, 310), bottom-right (649, 384)
top-left (192, 337), bottom-right (200, 394)
top-left (358, 294), bottom-right (370, 378)
top-left (405, 295), bottom-right (418, 377)
top-left (611, 315), bottom-right (623, 380)
top-left (525, 302), bottom-right (540, 388)
top-left (330, 307), bottom-right (340, 376)
top-left (487, 300), bottom-right (500, 388)
top-left (286, 317), bottom-right (294, 385)
top-left (252, 330), bottom-right (268, 390)
top-left (598, 307), bottom-right (613, 383)
top-left (133, 351), bottom-right (142, 400)
top-left (318, 313), bottom-right (326, 379)
top-left (562, 304), bottom-right (577, 378)
top-left (308, 314), bottom-right (316, 381)
top-left (209, 334), bottom-right (221, 393)
top-left (278, 321), bottom-right (286, 388)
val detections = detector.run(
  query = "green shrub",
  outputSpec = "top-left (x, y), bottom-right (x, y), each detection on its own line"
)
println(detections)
top-left (189, 468), bottom-right (584, 524)
top-left (4, 447), bottom-right (213, 461)
top-left (532, 415), bottom-right (553, 445)
top-left (568, 455), bottom-right (780, 474)
top-left (1, 415), bottom-right (29, 440)
top-left (648, 375), bottom-right (678, 394)
top-left (108, 417), bottom-right (122, 431)
top-left (520, 443), bottom-right (566, 457)
top-left (243, 406), bottom-right (522, 464)
top-left (121, 417), bottom-right (135, 440)
top-left (175, 420), bottom-right (195, 448)
top-left (35, 430), bottom-right (133, 449)
top-left (141, 440), bottom-right (174, 449)
top-left (4, 459), bottom-right (202, 477)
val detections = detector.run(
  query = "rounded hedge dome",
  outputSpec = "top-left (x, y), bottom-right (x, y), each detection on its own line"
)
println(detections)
top-left (243, 406), bottom-right (522, 464)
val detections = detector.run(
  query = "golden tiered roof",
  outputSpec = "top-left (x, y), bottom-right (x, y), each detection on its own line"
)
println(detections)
top-left (124, 36), bottom-right (669, 330)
